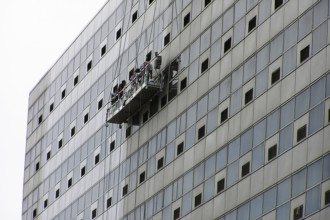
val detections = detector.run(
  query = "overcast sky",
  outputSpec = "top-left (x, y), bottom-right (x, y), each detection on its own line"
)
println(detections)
top-left (0, 0), bottom-right (107, 219)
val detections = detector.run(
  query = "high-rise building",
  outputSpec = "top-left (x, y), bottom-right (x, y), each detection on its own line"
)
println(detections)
top-left (23, 0), bottom-right (330, 219)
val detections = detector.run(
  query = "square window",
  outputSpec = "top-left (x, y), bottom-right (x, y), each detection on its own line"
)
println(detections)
top-left (274, 0), bottom-right (283, 10)
top-left (132, 11), bottom-right (138, 23)
top-left (173, 207), bottom-right (180, 220)
top-left (183, 12), bottom-right (190, 27)
top-left (245, 88), bottom-right (253, 104)
top-left (157, 157), bottom-right (164, 170)
top-left (161, 95), bottom-right (167, 107)
top-left (46, 151), bottom-right (51, 160)
top-left (271, 68), bottom-right (281, 85)
top-left (55, 189), bottom-right (60, 198)
top-left (217, 178), bottom-right (225, 193)
top-left (164, 33), bottom-right (171, 47)
top-left (49, 103), bottom-right (54, 112)
top-left (87, 60), bottom-right (92, 72)
top-left (95, 154), bottom-right (100, 165)
top-left (81, 166), bottom-right (86, 177)
top-left (325, 190), bottom-right (330, 205)
top-left (180, 77), bottom-right (187, 91)
top-left (198, 125), bottom-right (205, 140)
top-left (149, 0), bottom-right (154, 5)
top-left (201, 58), bottom-right (209, 73)
top-left (61, 89), bottom-right (66, 99)
top-left (101, 45), bottom-right (106, 56)
top-left (92, 208), bottom-right (97, 219)
top-left (241, 162), bottom-right (250, 177)
top-left (143, 112), bottom-right (148, 123)
top-left (71, 127), bottom-right (76, 137)
top-left (146, 51), bottom-right (152, 61)
top-left (195, 193), bottom-right (202, 207)
top-left (44, 199), bottom-right (48, 208)
top-left (33, 209), bottom-right (37, 218)
top-left (293, 205), bottom-right (303, 220)
top-left (68, 178), bottom-right (72, 188)
top-left (248, 16), bottom-right (257, 32)
top-left (107, 197), bottom-right (112, 208)
top-left (205, 0), bottom-right (211, 7)
top-left (122, 185), bottom-right (128, 196)
top-left (35, 162), bottom-right (39, 172)
top-left (74, 75), bottom-right (79, 86)
top-left (84, 113), bottom-right (89, 124)
top-left (224, 37), bottom-right (232, 53)
top-left (110, 141), bottom-right (115, 152)
top-left (139, 171), bottom-right (145, 183)
top-left (297, 125), bottom-right (306, 142)
top-left (126, 126), bottom-right (131, 138)
top-left (38, 115), bottom-right (43, 125)
top-left (221, 108), bottom-right (228, 123)
top-left (116, 28), bottom-right (122, 40)
top-left (177, 142), bottom-right (184, 155)
top-left (268, 144), bottom-right (277, 161)
top-left (58, 139), bottom-right (63, 149)
top-left (98, 99), bottom-right (103, 110)
top-left (300, 45), bottom-right (310, 63)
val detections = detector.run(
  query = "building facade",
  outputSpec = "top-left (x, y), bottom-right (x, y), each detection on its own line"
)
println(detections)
top-left (23, 0), bottom-right (330, 219)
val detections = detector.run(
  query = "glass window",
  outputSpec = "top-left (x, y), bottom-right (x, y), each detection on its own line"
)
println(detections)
top-left (162, 205), bottom-right (171, 220)
top-left (235, 0), bottom-right (246, 22)
top-left (166, 142), bottom-right (175, 164)
top-left (223, 7), bottom-right (234, 33)
top-left (252, 143), bottom-right (264, 172)
top-left (263, 186), bottom-right (276, 213)
top-left (237, 202), bottom-right (249, 220)
top-left (305, 185), bottom-right (321, 215)
top-left (187, 104), bottom-right (197, 128)
top-left (283, 46), bottom-right (296, 77)
top-left (191, 0), bottom-right (201, 19)
top-left (197, 96), bottom-right (208, 120)
top-left (277, 178), bottom-right (291, 206)
top-left (205, 155), bottom-right (216, 179)
top-left (312, 21), bottom-right (327, 54)
top-left (292, 168), bottom-right (306, 197)
top-left (309, 103), bottom-right (324, 134)
top-left (210, 39), bottom-right (221, 66)
top-left (180, 48), bottom-right (190, 70)
top-left (255, 68), bottom-right (268, 97)
top-left (270, 33), bottom-right (283, 62)
top-left (266, 109), bottom-right (279, 138)
top-left (183, 171), bottom-right (193, 194)
top-left (182, 191), bottom-right (192, 216)
top-left (310, 77), bottom-right (325, 108)
top-left (230, 88), bottom-right (242, 116)
top-left (208, 86), bottom-right (219, 110)
top-left (147, 157), bottom-right (155, 178)
top-left (284, 22), bottom-right (297, 51)
top-left (225, 210), bottom-right (236, 220)
top-left (232, 66), bottom-right (243, 92)
top-left (327, 73), bottom-right (330, 97)
top-left (258, 0), bottom-right (271, 24)
top-left (193, 163), bottom-right (204, 186)
top-left (279, 123), bottom-right (293, 154)
top-left (207, 108), bottom-right (218, 133)
top-left (298, 9), bottom-right (312, 40)
top-left (240, 128), bottom-right (252, 155)
top-left (234, 17), bottom-right (245, 45)
top-left (146, 198), bottom-right (153, 218)
top-left (216, 146), bottom-right (227, 171)
top-left (220, 76), bottom-right (231, 102)
top-left (280, 99), bottom-right (294, 128)
top-left (228, 138), bottom-right (240, 163)
top-left (185, 125), bottom-right (196, 149)
top-left (295, 89), bottom-right (309, 118)
top-left (211, 18), bottom-right (222, 44)
top-left (323, 154), bottom-right (330, 180)
top-left (204, 176), bottom-right (215, 201)
top-left (167, 121), bottom-right (176, 144)
top-left (307, 159), bottom-right (322, 188)
top-left (313, 0), bottom-right (328, 27)
top-left (201, 28), bottom-right (211, 53)
top-left (250, 195), bottom-right (263, 220)
top-left (257, 41), bottom-right (270, 73)
top-left (190, 38), bottom-right (200, 63)
top-left (244, 55), bottom-right (256, 83)
top-left (164, 185), bottom-right (172, 207)
top-left (227, 160), bottom-right (239, 187)
top-left (276, 202), bottom-right (290, 220)
top-left (253, 119), bottom-right (266, 146)
top-left (188, 59), bottom-right (199, 84)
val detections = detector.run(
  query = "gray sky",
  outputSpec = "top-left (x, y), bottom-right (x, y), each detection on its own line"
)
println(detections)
top-left (0, 0), bottom-right (107, 219)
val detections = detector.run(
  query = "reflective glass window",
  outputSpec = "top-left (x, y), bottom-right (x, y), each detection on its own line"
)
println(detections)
top-left (277, 178), bottom-right (291, 205)
top-left (252, 143), bottom-right (264, 172)
top-left (292, 169), bottom-right (306, 197)
top-left (279, 123), bottom-right (293, 154)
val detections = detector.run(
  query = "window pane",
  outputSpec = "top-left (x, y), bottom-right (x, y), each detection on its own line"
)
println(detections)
top-left (204, 177), bottom-right (215, 202)
top-left (210, 39), bottom-right (221, 66)
top-left (253, 119), bottom-right (266, 146)
top-left (189, 59), bottom-right (199, 84)
top-left (298, 9), bottom-right (312, 40)
top-left (205, 155), bottom-right (216, 179)
top-left (250, 195), bottom-right (263, 220)
top-left (167, 120), bottom-right (176, 144)
top-left (295, 89), bottom-right (309, 118)
top-left (197, 96), bottom-right (208, 120)
top-left (258, 0), bottom-right (271, 24)
top-left (231, 66), bottom-right (243, 92)
top-left (280, 99), bottom-right (294, 128)
top-left (307, 159), bottom-right (322, 188)
top-left (166, 142), bottom-right (175, 164)
top-left (327, 73), bottom-right (330, 97)
top-left (180, 48), bottom-right (190, 70)
top-left (228, 138), bottom-right (240, 163)
top-left (263, 186), bottom-right (276, 213)
top-left (240, 128), bottom-right (252, 156)
top-left (252, 143), bottom-right (264, 172)
top-left (185, 125), bottom-right (195, 149)
top-left (244, 55), bottom-right (256, 83)
top-left (201, 28), bottom-right (211, 53)
top-left (279, 123), bottom-right (293, 154)
top-left (211, 18), bottom-right (222, 44)
top-left (305, 185), bottom-right (321, 215)
top-left (283, 46), bottom-right (296, 76)
top-left (187, 104), bottom-right (197, 128)
top-left (194, 162), bottom-right (204, 186)
top-left (323, 154), bottom-right (330, 180)
top-left (277, 178), bottom-right (291, 205)
top-left (225, 210), bottom-right (236, 220)
top-left (276, 202), bottom-right (290, 220)
top-left (292, 169), bottom-right (306, 197)
top-left (223, 7), bottom-right (234, 33)
top-left (183, 171), bottom-right (193, 194)
top-left (309, 103), bottom-right (324, 135)
top-left (312, 21), bottom-right (327, 54)
top-left (162, 205), bottom-right (171, 220)
top-left (164, 185), bottom-right (172, 207)
top-left (284, 22), bottom-right (297, 51)
top-left (266, 109), bottom-right (279, 138)
top-left (207, 108), bottom-right (218, 134)
top-left (313, 0), bottom-right (328, 27)
top-left (216, 147), bottom-right (227, 171)
top-left (181, 191), bottom-right (192, 216)
top-left (270, 33), bottom-right (283, 62)
top-left (237, 202), bottom-right (249, 220)
top-left (230, 88), bottom-right (242, 116)
top-left (208, 86), bottom-right (219, 110)
top-left (190, 37), bottom-right (200, 63)
top-left (235, 0), bottom-right (246, 22)
top-left (227, 160), bottom-right (239, 187)
top-left (220, 76), bottom-right (231, 102)
top-left (255, 68), bottom-right (268, 97)
top-left (310, 77), bottom-right (325, 108)
top-left (234, 17), bottom-right (245, 46)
